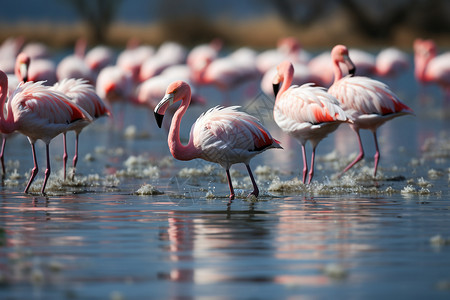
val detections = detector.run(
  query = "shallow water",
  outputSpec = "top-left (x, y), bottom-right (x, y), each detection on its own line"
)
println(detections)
top-left (0, 50), bottom-right (450, 299)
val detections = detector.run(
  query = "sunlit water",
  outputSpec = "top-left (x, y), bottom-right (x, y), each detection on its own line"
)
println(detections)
top-left (0, 50), bottom-right (449, 299)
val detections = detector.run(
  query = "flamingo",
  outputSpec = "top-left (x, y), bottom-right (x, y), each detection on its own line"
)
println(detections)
top-left (186, 39), bottom-right (222, 85)
top-left (116, 43), bottom-right (155, 83)
top-left (95, 65), bottom-right (134, 106)
top-left (348, 48), bottom-right (377, 77)
top-left (84, 45), bottom-right (115, 76)
top-left (52, 78), bottom-right (110, 180)
top-left (0, 70), bottom-right (92, 194)
top-left (375, 47), bottom-right (410, 78)
top-left (308, 51), bottom-right (334, 87)
top-left (56, 38), bottom-right (96, 84)
top-left (261, 62), bottom-right (323, 97)
top-left (256, 36), bottom-right (311, 74)
top-left (413, 38), bottom-right (450, 97)
top-left (139, 41), bottom-right (187, 82)
top-left (272, 61), bottom-right (352, 184)
top-left (328, 45), bottom-right (414, 177)
top-left (154, 81), bottom-right (282, 200)
top-left (0, 53), bottom-right (31, 176)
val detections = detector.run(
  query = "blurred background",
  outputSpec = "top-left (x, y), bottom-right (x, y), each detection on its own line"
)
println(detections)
top-left (1, 0), bottom-right (450, 49)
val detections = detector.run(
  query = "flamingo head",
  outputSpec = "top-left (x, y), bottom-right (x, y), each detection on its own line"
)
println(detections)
top-left (15, 52), bottom-right (30, 82)
top-left (413, 39), bottom-right (437, 82)
top-left (272, 61), bottom-right (294, 96)
top-left (331, 45), bottom-right (356, 76)
top-left (154, 80), bottom-right (191, 128)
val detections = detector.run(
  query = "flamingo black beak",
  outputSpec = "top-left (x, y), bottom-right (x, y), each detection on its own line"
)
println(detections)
top-left (154, 93), bottom-right (173, 128)
top-left (20, 62), bottom-right (28, 82)
top-left (273, 83), bottom-right (280, 97)
top-left (348, 65), bottom-right (356, 77)
top-left (154, 112), bottom-right (164, 128)
top-left (343, 54), bottom-right (356, 77)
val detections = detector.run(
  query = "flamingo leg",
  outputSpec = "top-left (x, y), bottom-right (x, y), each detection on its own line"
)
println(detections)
top-left (373, 131), bottom-right (380, 177)
top-left (41, 143), bottom-right (51, 195)
top-left (301, 144), bottom-right (308, 184)
top-left (62, 132), bottom-right (68, 181)
top-left (226, 169), bottom-right (235, 200)
top-left (340, 129), bottom-right (364, 176)
top-left (245, 164), bottom-right (259, 198)
top-left (24, 142), bottom-right (39, 194)
top-left (308, 145), bottom-right (317, 184)
top-left (0, 136), bottom-right (6, 176)
top-left (71, 132), bottom-right (80, 180)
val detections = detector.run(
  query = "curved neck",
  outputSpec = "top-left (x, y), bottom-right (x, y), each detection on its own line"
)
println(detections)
top-left (275, 65), bottom-right (294, 103)
top-left (0, 75), bottom-right (16, 134)
top-left (168, 91), bottom-right (199, 161)
top-left (414, 54), bottom-right (432, 83)
top-left (332, 59), bottom-right (344, 82)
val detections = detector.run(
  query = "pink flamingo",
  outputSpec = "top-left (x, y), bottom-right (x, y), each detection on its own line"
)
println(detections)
top-left (95, 65), bottom-right (134, 106)
top-left (116, 43), bottom-right (155, 83)
top-left (375, 47), bottom-right (410, 78)
top-left (0, 37), bottom-right (24, 74)
top-left (261, 62), bottom-right (323, 97)
top-left (308, 51), bottom-right (334, 88)
top-left (0, 70), bottom-right (92, 194)
top-left (413, 38), bottom-right (450, 98)
top-left (139, 41), bottom-right (187, 82)
top-left (136, 65), bottom-right (205, 111)
top-left (22, 41), bottom-right (51, 60)
top-left (256, 36), bottom-right (311, 74)
top-left (186, 39), bottom-right (222, 85)
top-left (0, 53), bottom-right (31, 176)
top-left (154, 81), bottom-right (282, 200)
top-left (84, 45), bottom-right (115, 75)
top-left (56, 38), bottom-right (96, 84)
top-left (53, 78), bottom-right (110, 180)
top-left (25, 55), bottom-right (58, 86)
top-left (272, 61), bottom-right (352, 184)
top-left (328, 45), bottom-right (414, 177)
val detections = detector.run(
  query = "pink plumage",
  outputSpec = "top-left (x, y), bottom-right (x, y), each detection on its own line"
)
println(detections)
top-left (154, 80), bottom-right (282, 200)
top-left (0, 70), bottom-right (92, 194)
top-left (53, 78), bottom-right (110, 180)
top-left (328, 44), bottom-right (414, 177)
top-left (375, 47), bottom-right (410, 78)
top-left (414, 38), bottom-right (450, 97)
top-left (272, 61), bottom-right (352, 184)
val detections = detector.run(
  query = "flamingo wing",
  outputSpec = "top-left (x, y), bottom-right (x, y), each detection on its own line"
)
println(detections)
top-left (10, 81), bottom-right (90, 125)
top-left (54, 78), bottom-right (110, 118)
top-left (278, 83), bottom-right (349, 125)
top-left (193, 106), bottom-right (279, 153)
top-left (329, 76), bottom-right (413, 116)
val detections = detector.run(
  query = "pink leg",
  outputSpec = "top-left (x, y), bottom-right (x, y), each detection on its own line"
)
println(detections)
top-left (340, 129), bottom-right (364, 176)
top-left (24, 143), bottom-right (39, 194)
top-left (226, 169), bottom-right (235, 200)
top-left (63, 133), bottom-right (68, 181)
top-left (245, 164), bottom-right (259, 198)
top-left (373, 131), bottom-right (380, 177)
top-left (308, 146), bottom-right (317, 184)
top-left (71, 133), bottom-right (80, 180)
top-left (0, 137), bottom-right (6, 176)
top-left (301, 144), bottom-right (308, 184)
top-left (41, 143), bottom-right (51, 195)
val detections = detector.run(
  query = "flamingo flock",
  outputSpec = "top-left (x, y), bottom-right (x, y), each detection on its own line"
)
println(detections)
top-left (0, 35), bottom-right (425, 198)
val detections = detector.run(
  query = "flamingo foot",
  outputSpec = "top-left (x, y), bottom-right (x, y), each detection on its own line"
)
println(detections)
top-left (338, 152), bottom-right (364, 178)
top-left (41, 168), bottom-right (50, 195)
top-left (24, 167), bottom-right (39, 194)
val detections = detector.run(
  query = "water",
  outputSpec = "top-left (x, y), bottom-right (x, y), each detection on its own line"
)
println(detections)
top-left (0, 51), bottom-right (449, 299)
